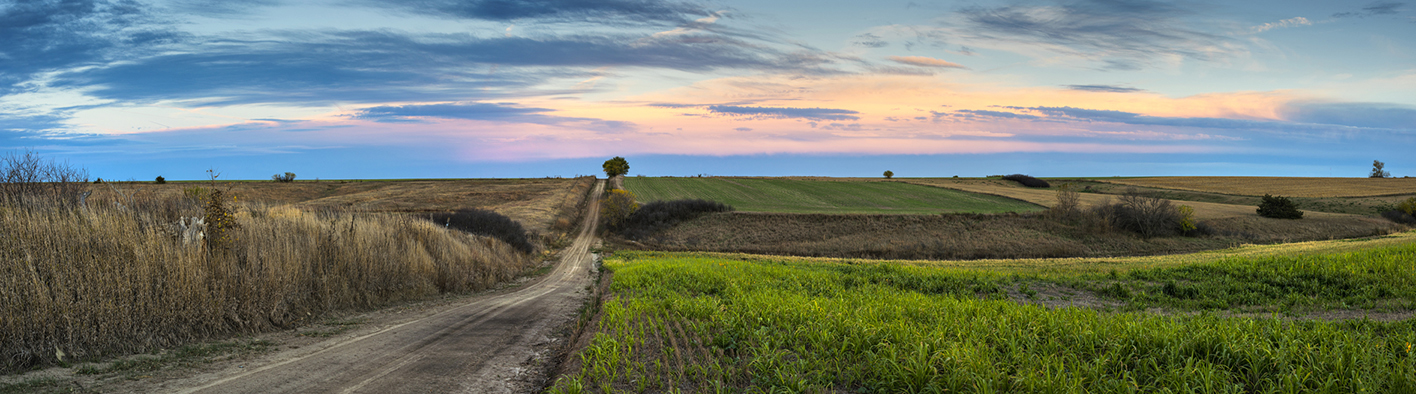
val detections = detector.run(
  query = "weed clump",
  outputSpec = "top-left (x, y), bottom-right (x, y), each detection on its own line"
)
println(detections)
top-left (1257, 194), bottom-right (1303, 219)
top-left (619, 199), bottom-right (733, 239)
top-left (1002, 174), bottom-right (1050, 188)
top-left (202, 188), bottom-right (239, 251)
top-left (427, 208), bottom-right (535, 253)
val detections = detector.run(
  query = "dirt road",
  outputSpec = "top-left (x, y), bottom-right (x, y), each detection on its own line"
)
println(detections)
top-left (167, 180), bottom-right (603, 394)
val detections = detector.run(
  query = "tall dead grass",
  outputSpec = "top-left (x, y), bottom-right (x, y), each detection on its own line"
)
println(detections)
top-left (0, 195), bottom-right (531, 372)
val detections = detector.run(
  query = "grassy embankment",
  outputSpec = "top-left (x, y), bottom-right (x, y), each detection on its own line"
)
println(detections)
top-left (623, 177), bottom-right (1042, 214)
top-left (550, 232), bottom-right (1416, 393)
top-left (0, 178), bottom-right (595, 374)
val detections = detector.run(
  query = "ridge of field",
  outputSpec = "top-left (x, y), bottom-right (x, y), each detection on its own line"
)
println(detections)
top-left (1098, 176), bottom-right (1416, 198)
top-left (1042, 179), bottom-right (1414, 216)
top-left (691, 229), bottom-right (1416, 277)
top-left (550, 233), bottom-right (1416, 393)
top-left (623, 177), bottom-right (1042, 214)
top-left (901, 178), bottom-right (1362, 220)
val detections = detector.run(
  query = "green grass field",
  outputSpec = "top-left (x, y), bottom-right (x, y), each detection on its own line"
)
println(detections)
top-left (623, 177), bottom-right (1042, 214)
top-left (551, 233), bottom-right (1416, 393)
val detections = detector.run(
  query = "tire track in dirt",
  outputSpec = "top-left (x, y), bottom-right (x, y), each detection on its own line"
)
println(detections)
top-left (170, 180), bottom-right (604, 394)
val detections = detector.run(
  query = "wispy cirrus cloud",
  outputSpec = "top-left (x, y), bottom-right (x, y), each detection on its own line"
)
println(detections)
top-left (367, 0), bottom-right (712, 24)
top-left (51, 29), bottom-right (837, 106)
top-left (1278, 102), bottom-right (1416, 130)
top-left (0, 0), bottom-right (182, 94)
top-left (997, 103), bottom-right (1416, 132)
top-left (1250, 16), bottom-right (1312, 33)
top-left (354, 102), bottom-right (635, 132)
top-left (887, 55), bottom-right (966, 68)
top-left (950, 0), bottom-right (1240, 70)
top-left (705, 105), bottom-right (860, 121)
top-left (165, 0), bottom-right (281, 16)
top-left (1333, 2), bottom-right (1404, 18)
top-left (1064, 84), bottom-right (1146, 93)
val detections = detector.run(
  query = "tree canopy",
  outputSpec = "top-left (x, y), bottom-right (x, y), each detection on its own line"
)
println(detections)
top-left (603, 156), bottom-right (630, 177)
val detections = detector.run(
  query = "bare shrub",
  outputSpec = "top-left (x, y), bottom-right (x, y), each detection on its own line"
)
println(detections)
top-left (1047, 183), bottom-right (1081, 222)
top-left (0, 149), bottom-right (89, 205)
top-left (1090, 188), bottom-right (1184, 238)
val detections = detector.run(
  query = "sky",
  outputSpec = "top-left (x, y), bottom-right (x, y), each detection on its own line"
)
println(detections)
top-left (2, 0), bottom-right (1414, 180)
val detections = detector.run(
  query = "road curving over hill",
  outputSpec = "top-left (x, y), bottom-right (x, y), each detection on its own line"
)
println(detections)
top-left (170, 180), bottom-right (604, 394)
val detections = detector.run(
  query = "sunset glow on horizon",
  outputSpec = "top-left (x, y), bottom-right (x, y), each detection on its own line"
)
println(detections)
top-left (3, 0), bottom-right (1414, 179)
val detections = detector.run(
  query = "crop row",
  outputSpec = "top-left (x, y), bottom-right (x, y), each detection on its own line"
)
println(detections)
top-left (551, 242), bottom-right (1416, 393)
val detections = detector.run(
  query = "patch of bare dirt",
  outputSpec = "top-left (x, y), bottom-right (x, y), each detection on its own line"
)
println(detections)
top-left (1005, 282), bottom-right (1123, 309)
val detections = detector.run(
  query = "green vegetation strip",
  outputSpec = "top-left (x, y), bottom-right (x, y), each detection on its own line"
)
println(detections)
top-left (623, 177), bottom-right (1041, 214)
top-left (551, 238), bottom-right (1416, 393)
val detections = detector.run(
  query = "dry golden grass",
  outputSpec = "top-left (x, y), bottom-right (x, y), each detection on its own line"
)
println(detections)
top-left (88, 178), bottom-right (592, 233)
top-left (902, 179), bottom-right (1359, 220)
top-left (0, 196), bottom-right (531, 372)
top-left (1100, 176), bottom-right (1416, 198)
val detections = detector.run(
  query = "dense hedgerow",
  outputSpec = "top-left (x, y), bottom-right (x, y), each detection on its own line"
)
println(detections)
top-left (619, 199), bottom-right (733, 240)
top-left (1383, 209), bottom-right (1416, 225)
top-left (1002, 174), bottom-right (1050, 188)
top-left (1257, 194), bottom-right (1304, 219)
top-left (1387, 197), bottom-right (1416, 224)
top-left (427, 208), bottom-right (535, 253)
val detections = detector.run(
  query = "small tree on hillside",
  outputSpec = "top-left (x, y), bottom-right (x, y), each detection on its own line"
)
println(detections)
top-left (603, 157), bottom-right (629, 178)
top-left (1047, 183), bottom-right (1081, 222)
top-left (1257, 194), bottom-right (1303, 219)
top-left (155, 176), bottom-right (166, 184)
top-left (1371, 160), bottom-right (1390, 178)
top-left (883, 170), bottom-right (893, 179)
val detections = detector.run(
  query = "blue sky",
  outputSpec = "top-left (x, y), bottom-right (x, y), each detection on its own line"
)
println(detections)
top-left (2, 0), bottom-right (1413, 179)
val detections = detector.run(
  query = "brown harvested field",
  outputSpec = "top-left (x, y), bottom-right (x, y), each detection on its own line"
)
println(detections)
top-left (627, 211), bottom-right (1403, 261)
top-left (1098, 176), bottom-right (1416, 198)
top-left (89, 177), bottom-right (595, 233)
top-left (901, 178), bottom-right (1359, 220)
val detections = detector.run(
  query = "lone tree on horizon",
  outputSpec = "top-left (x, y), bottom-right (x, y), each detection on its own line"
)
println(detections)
top-left (603, 156), bottom-right (629, 178)
top-left (883, 170), bottom-right (893, 179)
top-left (1371, 160), bottom-right (1390, 178)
